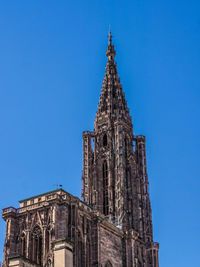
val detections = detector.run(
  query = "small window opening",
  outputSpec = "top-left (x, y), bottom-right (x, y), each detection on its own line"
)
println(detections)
top-left (103, 134), bottom-right (107, 147)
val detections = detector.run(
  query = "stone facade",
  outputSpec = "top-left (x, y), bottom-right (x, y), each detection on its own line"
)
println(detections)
top-left (2, 32), bottom-right (159, 267)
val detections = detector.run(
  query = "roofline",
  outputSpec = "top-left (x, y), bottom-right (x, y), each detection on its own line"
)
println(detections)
top-left (19, 188), bottom-right (66, 203)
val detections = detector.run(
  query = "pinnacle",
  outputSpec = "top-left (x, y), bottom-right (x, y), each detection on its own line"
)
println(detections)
top-left (108, 29), bottom-right (112, 45)
top-left (106, 30), bottom-right (116, 60)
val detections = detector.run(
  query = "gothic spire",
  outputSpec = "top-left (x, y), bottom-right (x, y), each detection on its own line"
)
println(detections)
top-left (95, 32), bottom-right (132, 130)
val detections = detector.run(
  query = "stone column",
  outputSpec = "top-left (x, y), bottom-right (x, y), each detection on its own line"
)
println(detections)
top-left (54, 239), bottom-right (73, 267)
top-left (43, 226), bottom-right (47, 264)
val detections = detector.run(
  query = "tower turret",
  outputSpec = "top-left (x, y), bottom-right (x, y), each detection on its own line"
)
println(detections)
top-left (82, 33), bottom-right (154, 245)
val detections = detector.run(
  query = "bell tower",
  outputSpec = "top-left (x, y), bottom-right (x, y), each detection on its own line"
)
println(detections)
top-left (2, 31), bottom-right (159, 267)
top-left (82, 32), bottom-right (154, 243)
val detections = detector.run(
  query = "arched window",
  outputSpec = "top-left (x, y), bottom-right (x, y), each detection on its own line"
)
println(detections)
top-left (20, 233), bottom-right (26, 257)
top-left (103, 160), bottom-right (109, 215)
top-left (31, 225), bottom-right (43, 265)
top-left (103, 134), bottom-right (107, 147)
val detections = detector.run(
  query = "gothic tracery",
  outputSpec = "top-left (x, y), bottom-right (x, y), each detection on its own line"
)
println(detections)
top-left (2, 32), bottom-right (159, 267)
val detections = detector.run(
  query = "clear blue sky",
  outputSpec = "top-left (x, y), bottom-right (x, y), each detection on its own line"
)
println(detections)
top-left (0, 1), bottom-right (199, 266)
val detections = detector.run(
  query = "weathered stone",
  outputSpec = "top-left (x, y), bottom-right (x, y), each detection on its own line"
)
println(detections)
top-left (2, 32), bottom-right (159, 267)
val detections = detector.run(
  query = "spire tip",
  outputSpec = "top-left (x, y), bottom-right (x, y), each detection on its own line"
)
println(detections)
top-left (108, 25), bottom-right (112, 44)
top-left (106, 26), bottom-right (115, 59)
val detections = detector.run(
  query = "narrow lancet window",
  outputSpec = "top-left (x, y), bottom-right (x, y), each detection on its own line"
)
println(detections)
top-left (20, 233), bottom-right (26, 257)
top-left (103, 160), bottom-right (109, 215)
top-left (103, 134), bottom-right (107, 147)
top-left (31, 225), bottom-right (42, 265)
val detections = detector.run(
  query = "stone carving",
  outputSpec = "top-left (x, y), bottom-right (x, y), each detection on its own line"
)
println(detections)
top-left (2, 32), bottom-right (159, 267)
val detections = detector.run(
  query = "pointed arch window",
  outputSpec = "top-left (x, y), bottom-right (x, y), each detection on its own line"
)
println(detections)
top-left (20, 232), bottom-right (26, 257)
top-left (31, 225), bottom-right (43, 265)
top-left (103, 160), bottom-right (109, 216)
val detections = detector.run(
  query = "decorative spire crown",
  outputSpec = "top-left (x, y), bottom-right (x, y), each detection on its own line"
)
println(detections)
top-left (106, 30), bottom-right (116, 60)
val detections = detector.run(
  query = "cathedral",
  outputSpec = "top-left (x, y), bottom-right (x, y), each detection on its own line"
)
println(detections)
top-left (2, 32), bottom-right (159, 267)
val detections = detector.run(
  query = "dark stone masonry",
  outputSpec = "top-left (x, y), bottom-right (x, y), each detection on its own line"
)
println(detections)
top-left (2, 32), bottom-right (159, 267)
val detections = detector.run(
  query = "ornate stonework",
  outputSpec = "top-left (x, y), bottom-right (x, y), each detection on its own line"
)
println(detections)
top-left (2, 32), bottom-right (159, 267)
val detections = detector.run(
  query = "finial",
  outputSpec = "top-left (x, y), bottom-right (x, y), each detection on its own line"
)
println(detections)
top-left (108, 25), bottom-right (112, 44)
top-left (106, 26), bottom-right (115, 59)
